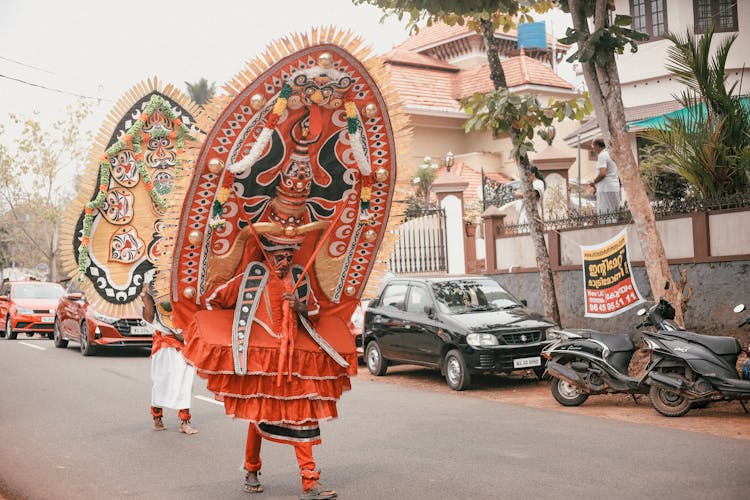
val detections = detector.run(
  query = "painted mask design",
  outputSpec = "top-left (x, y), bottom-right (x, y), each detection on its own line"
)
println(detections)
top-left (110, 148), bottom-right (139, 187)
top-left (99, 188), bottom-right (134, 225)
top-left (109, 225), bottom-right (145, 263)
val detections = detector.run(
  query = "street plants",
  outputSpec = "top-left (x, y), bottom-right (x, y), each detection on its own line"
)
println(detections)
top-left (638, 29), bottom-right (750, 199)
top-left (0, 101), bottom-right (93, 281)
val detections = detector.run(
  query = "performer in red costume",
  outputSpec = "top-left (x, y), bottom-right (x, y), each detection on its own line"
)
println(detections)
top-left (192, 236), bottom-right (341, 498)
top-left (168, 36), bottom-right (402, 500)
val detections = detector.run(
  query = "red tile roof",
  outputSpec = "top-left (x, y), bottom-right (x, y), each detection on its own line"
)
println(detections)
top-left (385, 63), bottom-right (459, 110)
top-left (395, 20), bottom-right (568, 52)
top-left (381, 49), bottom-right (459, 71)
top-left (386, 52), bottom-right (573, 111)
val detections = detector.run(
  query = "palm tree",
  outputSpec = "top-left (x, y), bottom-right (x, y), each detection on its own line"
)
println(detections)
top-left (185, 78), bottom-right (216, 106)
top-left (639, 29), bottom-right (750, 198)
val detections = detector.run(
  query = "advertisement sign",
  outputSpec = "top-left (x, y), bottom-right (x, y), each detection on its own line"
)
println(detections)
top-left (581, 229), bottom-right (643, 318)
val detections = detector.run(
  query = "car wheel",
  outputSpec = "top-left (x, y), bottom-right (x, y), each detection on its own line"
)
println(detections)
top-left (25, 332), bottom-right (34, 337)
top-left (5, 316), bottom-right (17, 340)
top-left (80, 322), bottom-right (97, 356)
top-left (550, 376), bottom-right (589, 406)
top-left (649, 384), bottom-right (691, 417)
top-left (444, 349), bottom-right (471, 391)
top-left (365, 341), bottom-right (388, 376)
top-left (53, 319), bottom-right (68, 349)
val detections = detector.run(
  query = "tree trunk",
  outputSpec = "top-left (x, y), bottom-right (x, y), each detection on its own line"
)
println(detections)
top-left (568, 0), bottom-right (684, 324)
top-left (480, 18), bottom-right (561, 325)
top-left (49, 226), bottom-right (58, 282)
top-left (518, 152), bottom-right (561, 325)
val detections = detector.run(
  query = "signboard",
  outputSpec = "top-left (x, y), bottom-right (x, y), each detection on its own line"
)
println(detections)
top-left (517, 22), bottom-right (547, 49)
top-left (581, 229), bottom-right (643, 318)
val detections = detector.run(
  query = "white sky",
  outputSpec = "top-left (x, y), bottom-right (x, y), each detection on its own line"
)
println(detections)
top-left (0, 0), bottom-right (574, 151)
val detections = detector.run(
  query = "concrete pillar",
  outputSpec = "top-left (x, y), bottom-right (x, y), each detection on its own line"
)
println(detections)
top-left (432, 172), bottom-right (470, 275)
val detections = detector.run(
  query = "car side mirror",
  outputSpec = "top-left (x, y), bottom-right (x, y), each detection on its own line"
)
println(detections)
top-left (520, 299), bottom-right (528, 307)
top-left (423, 304), bottom-right (435, 318)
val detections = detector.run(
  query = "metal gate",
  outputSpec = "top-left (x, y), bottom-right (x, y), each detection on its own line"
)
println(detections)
top-left (388, 209), bottom-right (447, 274)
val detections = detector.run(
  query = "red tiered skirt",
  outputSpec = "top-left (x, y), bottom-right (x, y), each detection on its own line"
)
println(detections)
top-left (181, 308), bottom-right (357, 426)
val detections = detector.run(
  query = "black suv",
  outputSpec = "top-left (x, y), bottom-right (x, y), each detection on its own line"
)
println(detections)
top-left (363, 276), bottom-right (556, 390)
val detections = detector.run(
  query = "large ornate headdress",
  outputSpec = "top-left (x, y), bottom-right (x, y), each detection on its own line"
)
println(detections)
top-left (159, 28), bottom-right (412, 329)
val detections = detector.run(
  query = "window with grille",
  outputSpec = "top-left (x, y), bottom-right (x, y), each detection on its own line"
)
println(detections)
top-left (630, 0), bottom-right (668, 39)
top-left (693, 0), bottom-right (738, 33)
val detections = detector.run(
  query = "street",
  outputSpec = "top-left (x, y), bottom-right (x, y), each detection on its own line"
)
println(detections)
top-left (1, 336), bottom-right (748, 500)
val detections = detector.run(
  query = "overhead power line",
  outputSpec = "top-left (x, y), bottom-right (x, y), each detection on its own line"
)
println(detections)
top-left (0, 55), bottom-right (56, 75)
top-left (0, 73), bottom-right (113, 102)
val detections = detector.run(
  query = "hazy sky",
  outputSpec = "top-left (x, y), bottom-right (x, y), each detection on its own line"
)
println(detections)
top-left (0, 0), bottom-right (574, 147)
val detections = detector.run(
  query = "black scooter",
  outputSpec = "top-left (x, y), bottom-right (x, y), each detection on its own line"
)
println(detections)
top-left (641, 301), bottom-right (750, 417)
top-left (540, 299), bottom-right (675, 407)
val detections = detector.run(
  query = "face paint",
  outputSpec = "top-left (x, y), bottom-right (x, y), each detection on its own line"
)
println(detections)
top-left (270, 250), bottom-right (294, 278)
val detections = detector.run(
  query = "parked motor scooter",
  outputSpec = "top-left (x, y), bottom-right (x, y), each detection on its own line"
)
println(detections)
top-left (641, 301), bottom-right (750, 417)
top-left (540, 298), bottom-right (676, 407)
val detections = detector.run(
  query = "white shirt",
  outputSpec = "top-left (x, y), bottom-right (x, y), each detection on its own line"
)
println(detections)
top-left (596, 149), bottom-right (620, 193)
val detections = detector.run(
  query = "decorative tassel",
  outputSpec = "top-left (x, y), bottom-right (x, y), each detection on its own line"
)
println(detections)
top-left (228, 127), bottom-right (273, 175)
top-left (350, 130), bottom-right (371, 176)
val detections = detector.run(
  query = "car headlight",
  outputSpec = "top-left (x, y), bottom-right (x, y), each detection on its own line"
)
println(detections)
top-left (15, 306), bottom-right (34, 315)
top-left (466, 333), bottom-right (499, 347)
top-left (93, 311), bottom-right (119, 324)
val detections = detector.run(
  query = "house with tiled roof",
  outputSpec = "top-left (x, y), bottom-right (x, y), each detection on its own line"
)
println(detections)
top-left (564, 1), bottom-right (750, 163)
top-left (382, 20), bottom-right (585, 210)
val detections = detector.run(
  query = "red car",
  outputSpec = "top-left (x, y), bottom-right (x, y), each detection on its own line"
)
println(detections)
top-left (0, 280), bottom-right (65, 340)
top-left (54, 280), bottom-right (153, 356)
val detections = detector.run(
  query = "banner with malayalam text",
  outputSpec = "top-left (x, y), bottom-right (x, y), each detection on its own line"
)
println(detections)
top-left (581, 229), bottom-right (643, 318)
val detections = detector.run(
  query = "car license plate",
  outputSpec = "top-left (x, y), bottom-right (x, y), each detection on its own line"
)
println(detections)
top-left (130, 325), bottom-right (152, 336)
top-left (513, 356), bottom-right (541, 369)
top-left (41, 316), bottom-right (54, 323)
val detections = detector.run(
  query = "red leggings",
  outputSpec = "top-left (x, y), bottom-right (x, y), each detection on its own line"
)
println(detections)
top-left (244, 423), bottom-right (318, 489)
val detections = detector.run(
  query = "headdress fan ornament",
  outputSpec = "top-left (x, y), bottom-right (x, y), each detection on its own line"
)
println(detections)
top-left (156, 28), bottom-right (412, 330)
top-left (58, 78), bottom-right (208, 317)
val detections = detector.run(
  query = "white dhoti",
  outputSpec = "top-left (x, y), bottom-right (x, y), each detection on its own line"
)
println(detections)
top-left (151, 346), bottom-right (195, 410)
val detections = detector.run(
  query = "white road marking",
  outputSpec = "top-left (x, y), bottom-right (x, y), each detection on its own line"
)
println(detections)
top-left (19, 341), bottom-right (46, 351)
top-left (194, 395), bottom-right (223, 406)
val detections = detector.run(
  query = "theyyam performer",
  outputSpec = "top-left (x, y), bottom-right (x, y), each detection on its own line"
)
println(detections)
top-left (59, 79), bottom-right (207, 430)
top-left (161, 29), bottom-right (408, 499)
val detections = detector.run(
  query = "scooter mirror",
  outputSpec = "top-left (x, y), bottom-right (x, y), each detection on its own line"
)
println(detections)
top-left (636, 308), bottom-right (647, 316)
top-left (734, 304), bottom-right (746, 313)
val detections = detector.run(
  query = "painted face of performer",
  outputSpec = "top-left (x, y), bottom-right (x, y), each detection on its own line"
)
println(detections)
top-left (269, 249), bottom-right (294, 279)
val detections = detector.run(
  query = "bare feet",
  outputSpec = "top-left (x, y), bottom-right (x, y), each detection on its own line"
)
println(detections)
top-left (153, 417), bottom-right (166, 431)
top-left (179, 421), bottom-right (199, 435)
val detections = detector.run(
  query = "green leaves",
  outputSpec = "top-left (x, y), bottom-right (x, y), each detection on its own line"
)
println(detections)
top-left (460, 88), bottom-right (591, 161)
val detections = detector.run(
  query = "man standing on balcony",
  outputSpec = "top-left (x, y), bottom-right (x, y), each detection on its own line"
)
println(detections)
top-left (589, 138), bottom-right (621, 215)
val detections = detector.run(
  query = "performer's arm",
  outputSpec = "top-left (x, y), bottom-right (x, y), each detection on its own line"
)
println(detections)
top-left (202, 272), bottom-right (244, 310)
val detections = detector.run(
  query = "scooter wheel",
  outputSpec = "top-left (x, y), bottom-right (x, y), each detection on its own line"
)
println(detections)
top-left (649, 385), bottom-right (691, 417)
top-left (551, 377), bottom-right (589, 406)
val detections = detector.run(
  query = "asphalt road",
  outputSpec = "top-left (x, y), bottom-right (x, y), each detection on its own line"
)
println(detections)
top-left (1, 336), bottom-right (748, 500)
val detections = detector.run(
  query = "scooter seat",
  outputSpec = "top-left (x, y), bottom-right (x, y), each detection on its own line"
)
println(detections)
top-left (568, 329), bottom-right (634, 352)
top-left (662, 330), bottom-right (741, 356)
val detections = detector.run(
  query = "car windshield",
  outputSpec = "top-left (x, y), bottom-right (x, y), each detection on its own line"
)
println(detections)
top-left (13, 283), bottom-right (64, 300)
top-left (431, 280), bottom-right (521, 314)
